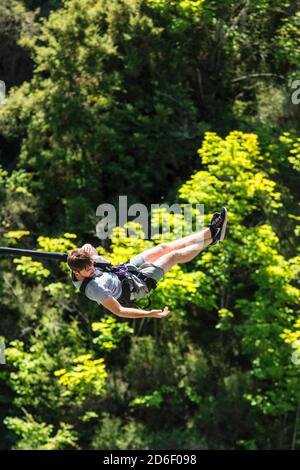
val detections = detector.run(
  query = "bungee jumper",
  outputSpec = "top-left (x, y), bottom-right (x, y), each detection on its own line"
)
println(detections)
top-left (0, 208), bottom-right (227, 319)
top-left (67, 208), bottom-right (228, 319)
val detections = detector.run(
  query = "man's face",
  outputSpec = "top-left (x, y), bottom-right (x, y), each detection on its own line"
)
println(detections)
top-left (76, 264), bottom-right (95, 278)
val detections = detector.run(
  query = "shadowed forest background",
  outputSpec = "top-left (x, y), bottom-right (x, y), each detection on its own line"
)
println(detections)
top-left (0, 0), bottom-right (299, 450)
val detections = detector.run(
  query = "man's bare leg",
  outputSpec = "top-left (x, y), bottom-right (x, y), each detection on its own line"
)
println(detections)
top-left (163, 227), bottom-right (212, 250)
top-left (152, 236), bottom-right (213, 273)
top-left (142, 227), bottom-right (212, 264)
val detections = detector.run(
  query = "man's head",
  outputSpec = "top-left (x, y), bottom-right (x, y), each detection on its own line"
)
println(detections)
top-left (67, 248), bottom-right (95, 278)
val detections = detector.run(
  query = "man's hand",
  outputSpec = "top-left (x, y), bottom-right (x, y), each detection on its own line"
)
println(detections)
top-left (81, 243), bottom-right (98, 257)
top-left (149, 307), bottom-right (170, 318)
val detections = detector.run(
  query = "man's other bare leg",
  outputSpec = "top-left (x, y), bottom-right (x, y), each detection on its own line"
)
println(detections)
top-left (142, 227), bottom-right (212, 264)
top-left (153, 237), bottom-right (213, 273)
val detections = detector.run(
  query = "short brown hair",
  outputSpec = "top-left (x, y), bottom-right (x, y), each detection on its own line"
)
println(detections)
top-left (67, 248), bottom-right (93, 272)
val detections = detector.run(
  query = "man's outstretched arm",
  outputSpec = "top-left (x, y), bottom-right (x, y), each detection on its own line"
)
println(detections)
top-left (101, 295), bottom-right (170, 319)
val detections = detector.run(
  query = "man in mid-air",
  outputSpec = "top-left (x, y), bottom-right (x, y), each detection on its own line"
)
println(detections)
top-left (68, 208), bottom-right (228, 320)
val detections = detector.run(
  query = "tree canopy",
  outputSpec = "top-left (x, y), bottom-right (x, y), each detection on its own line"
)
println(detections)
top-left (0, 0), bottom-right (299, 450)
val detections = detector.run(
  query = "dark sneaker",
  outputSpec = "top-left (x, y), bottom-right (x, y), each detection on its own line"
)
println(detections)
top-left (209, 211), bottom-right (220, 225)
top-left (209, 207), bottom-right (228, 245)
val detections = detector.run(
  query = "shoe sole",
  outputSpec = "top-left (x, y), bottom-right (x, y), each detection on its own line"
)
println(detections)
top-left (219, 207), bottom-right (228, 242)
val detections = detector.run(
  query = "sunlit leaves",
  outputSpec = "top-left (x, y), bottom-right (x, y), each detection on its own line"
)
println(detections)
top-left (92, 316), bottom-right (133, 351)
top-left (13, 256), bottom-right (50, 281)
top-left (4, 412), bottom-right (78, 450)
top-left (37, 234), bottom-right (77, 253)
top-left (54, 354), bottom-right (108, 402)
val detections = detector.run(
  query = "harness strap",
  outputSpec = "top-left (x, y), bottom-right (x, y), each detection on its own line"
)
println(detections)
top-left (77, 264), bottom-right (157, 309)
top-left (79, 277), bottom-right (93, 295)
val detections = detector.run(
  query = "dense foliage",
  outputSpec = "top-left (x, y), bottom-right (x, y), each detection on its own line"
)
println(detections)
top-left (0, 0), bottom-right (299, 450)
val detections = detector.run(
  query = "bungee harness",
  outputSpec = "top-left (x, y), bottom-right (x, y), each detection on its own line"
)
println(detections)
top-left (76, 260), bottom-right (157, 309)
